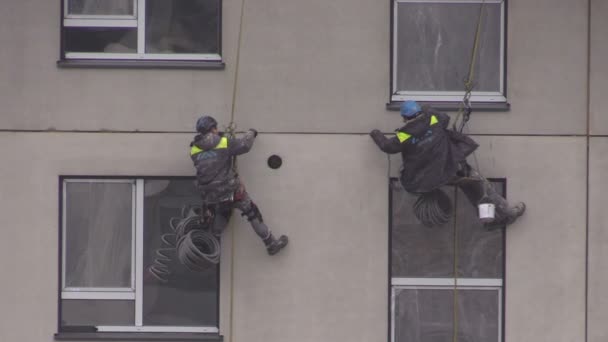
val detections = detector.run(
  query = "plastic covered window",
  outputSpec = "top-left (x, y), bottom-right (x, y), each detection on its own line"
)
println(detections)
top-left (389, 179), bottom-right (505, 342)
top-left (391, 0), bottom-right (506, 103)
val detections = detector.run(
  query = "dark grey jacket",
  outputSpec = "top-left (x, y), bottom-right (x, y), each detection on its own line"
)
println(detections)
top-left (371, 110), bottom-right (478, 193)
top-left (190, 130), bottom-right (256, 201)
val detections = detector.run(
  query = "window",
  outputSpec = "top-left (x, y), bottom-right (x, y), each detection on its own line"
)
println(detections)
top-left (391, 0), bottom-right (506, 103)
top-left (389, 179), bottom-right (505, 342)
top-left (60, 0), bottom-right (221, 64)
top-left (59, 177), bottom-right (219, 335)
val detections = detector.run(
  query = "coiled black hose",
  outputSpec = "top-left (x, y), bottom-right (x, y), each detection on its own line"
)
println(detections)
top-left (176, 230), bottom-right (221, 271)
top-left (148, 206), bottom-right (221, 282)
top-left (413, 189), bottom-right (453, 227)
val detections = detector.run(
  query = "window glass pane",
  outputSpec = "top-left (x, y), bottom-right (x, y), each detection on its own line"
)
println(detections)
top-left (394, 288), bottom-right (454, 342)
top-left (61, 299), bottom-right (135, 326)
top-left (64, 182), bottom-right (133, 288)
top-left (391, 181), bottom-right (455, 278)
top-left (396, 3), bottom-right (501, 92)
top-left (68, 0), bottom-right (135, 16)
top-left (143, 179), bottom-right (218, 327)
top-left (455, 181), bottom-right (504, 278)
top-left (456, 290), bottom-right (500, 342)
top-left (64, 27), bottom-right (137, 53)
top-left (145, 0), bottom-right (220, 54)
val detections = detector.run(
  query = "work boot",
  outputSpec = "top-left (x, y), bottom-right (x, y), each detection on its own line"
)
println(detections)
top-left (484, 202), bottom-right (526, 230)
top-left (505, 202), bottom-right (526, 224)
top-left (264, 234), bottom-right (289, 255)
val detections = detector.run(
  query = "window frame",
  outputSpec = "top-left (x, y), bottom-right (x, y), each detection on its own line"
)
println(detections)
top-left (64, 0), bottom-right (138, 21)
top-left (390, 0), bottom-right (507, 104)
top-left (58, 176), bottom-right (220, 335)
top-left (387, 178), bottom-right (506, 342)
top-left (61, 179), bottom-right (137, 299)
top-left (59, 0), bottom-right (224, 67)
top-left (390, 285), bottom-right (503, 342)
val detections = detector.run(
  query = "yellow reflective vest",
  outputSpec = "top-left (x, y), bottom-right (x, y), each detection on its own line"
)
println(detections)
top-left (190, 136), bottom-right (229, 156)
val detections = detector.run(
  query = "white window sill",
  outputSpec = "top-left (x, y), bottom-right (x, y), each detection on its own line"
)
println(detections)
top-left (57, 59), bottom-right (225, 70)
top-left (54, 331), bottom-right (223, 341)
top-left (386, 101), bottom-right (510, 112)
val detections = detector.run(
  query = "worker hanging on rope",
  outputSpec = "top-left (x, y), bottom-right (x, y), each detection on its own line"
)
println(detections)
top-left (190, 115), bottom-right (288, 255)
top-left (370, 101), bottom-right (525, 228)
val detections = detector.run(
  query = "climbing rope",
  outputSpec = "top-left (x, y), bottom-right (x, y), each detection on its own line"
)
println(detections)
top-left (453, 0), bottom-right (489, 199)
top-left (225, 0), bottom-right (248, 142)
top-left (227, 0), bottom-right (248, 340)
top-left (453, 0), bottom-right (487, 134)
top-left (451, 3), bottom-right (487, 340)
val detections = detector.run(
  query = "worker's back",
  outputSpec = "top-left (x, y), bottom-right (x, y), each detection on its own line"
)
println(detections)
top-left (190, 133), bottom-right (238, 197)
top-left (397, 111), bottom-right (458, 193)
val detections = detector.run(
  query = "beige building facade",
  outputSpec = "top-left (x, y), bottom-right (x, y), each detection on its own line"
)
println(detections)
top-left (0, 0), bottom-right (607, 341)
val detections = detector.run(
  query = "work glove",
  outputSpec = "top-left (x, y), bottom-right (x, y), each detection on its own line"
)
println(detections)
top-left (369, 129), bottom-right (382, 138)
top-left (249, 128), bottom-right (258, 137)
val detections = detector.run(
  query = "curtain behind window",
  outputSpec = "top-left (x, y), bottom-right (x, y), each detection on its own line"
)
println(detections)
top-left (68, 0), bottom-right (134, 16)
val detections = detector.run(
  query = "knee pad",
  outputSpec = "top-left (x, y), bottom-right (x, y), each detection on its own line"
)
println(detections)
top-left (241, 202), bottom-right (263, 222)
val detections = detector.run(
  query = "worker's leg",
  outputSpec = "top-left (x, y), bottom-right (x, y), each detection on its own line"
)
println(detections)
top-left (198, 180), bottom-right (239, 237)
top-left (204, 203), bottom-right (232, 237)
top-left (454, 167), bottom-right (525, 227)
top-left (232, 185), bottom-right (288, 255)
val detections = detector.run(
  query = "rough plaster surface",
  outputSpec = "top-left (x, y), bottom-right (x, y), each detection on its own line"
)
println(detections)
top-left (590, 0), bottom-right (608, 135)
top-left (0, 0), bottom-right (598, 341)
top-left (0, 132), bottom-right (589, 342)
top-left (0, 0), bottom-right (590, 135)
top-left (476, 136), bottom-right (586, 342)
top-left (230, 134), bottom-right (388, 342)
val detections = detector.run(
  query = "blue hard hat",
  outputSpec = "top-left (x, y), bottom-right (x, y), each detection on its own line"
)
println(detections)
top-left (196, 115), bottom-right (218, 133)
top-left (400, 100), bottom-right (422, 118)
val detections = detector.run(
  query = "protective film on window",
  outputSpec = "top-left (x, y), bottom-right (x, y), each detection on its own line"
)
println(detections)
top-left (390, 179), bottom-right (505, 342)
top-left (392, 1), bottom-right (505, 102)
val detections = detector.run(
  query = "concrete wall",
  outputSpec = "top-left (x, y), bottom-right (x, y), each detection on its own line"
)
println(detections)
top-left (588, 138), bottom-right (608, 342)
top-left (590, 0), bottom-right (608, 134)
top-left (0, 0), bottom-right (605, 342)
top-left (0, 0), bottom-right (590, 134)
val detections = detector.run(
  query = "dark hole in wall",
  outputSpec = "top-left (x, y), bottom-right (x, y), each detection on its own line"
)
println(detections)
top-left (267, 155), bottom-right (282, 169)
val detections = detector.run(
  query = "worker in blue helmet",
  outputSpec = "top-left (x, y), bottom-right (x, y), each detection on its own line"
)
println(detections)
top-left (399, 100), bottom-right (422, 119)
top-left (190, 115), bottom-right (288, 255)
top-left (370, 101), bottom-right (459, 193)
top-left (370, 101), bottom-right (525, 227)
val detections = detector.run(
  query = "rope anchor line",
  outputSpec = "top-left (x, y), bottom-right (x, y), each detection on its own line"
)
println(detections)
top-left (451, 3), bottom-right (486, 341)
top-left (453, 0), bottom-right (486, 134)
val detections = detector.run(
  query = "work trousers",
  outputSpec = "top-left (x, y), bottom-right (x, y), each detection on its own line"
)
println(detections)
top-left (449, 167), bottom-right (519, 225)
top-left (205, 183), bottom-right (271, 242)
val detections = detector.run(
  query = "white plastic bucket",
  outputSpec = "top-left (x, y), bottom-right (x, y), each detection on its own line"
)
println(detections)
top-left (478, 203), bottom-right (496, 223)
